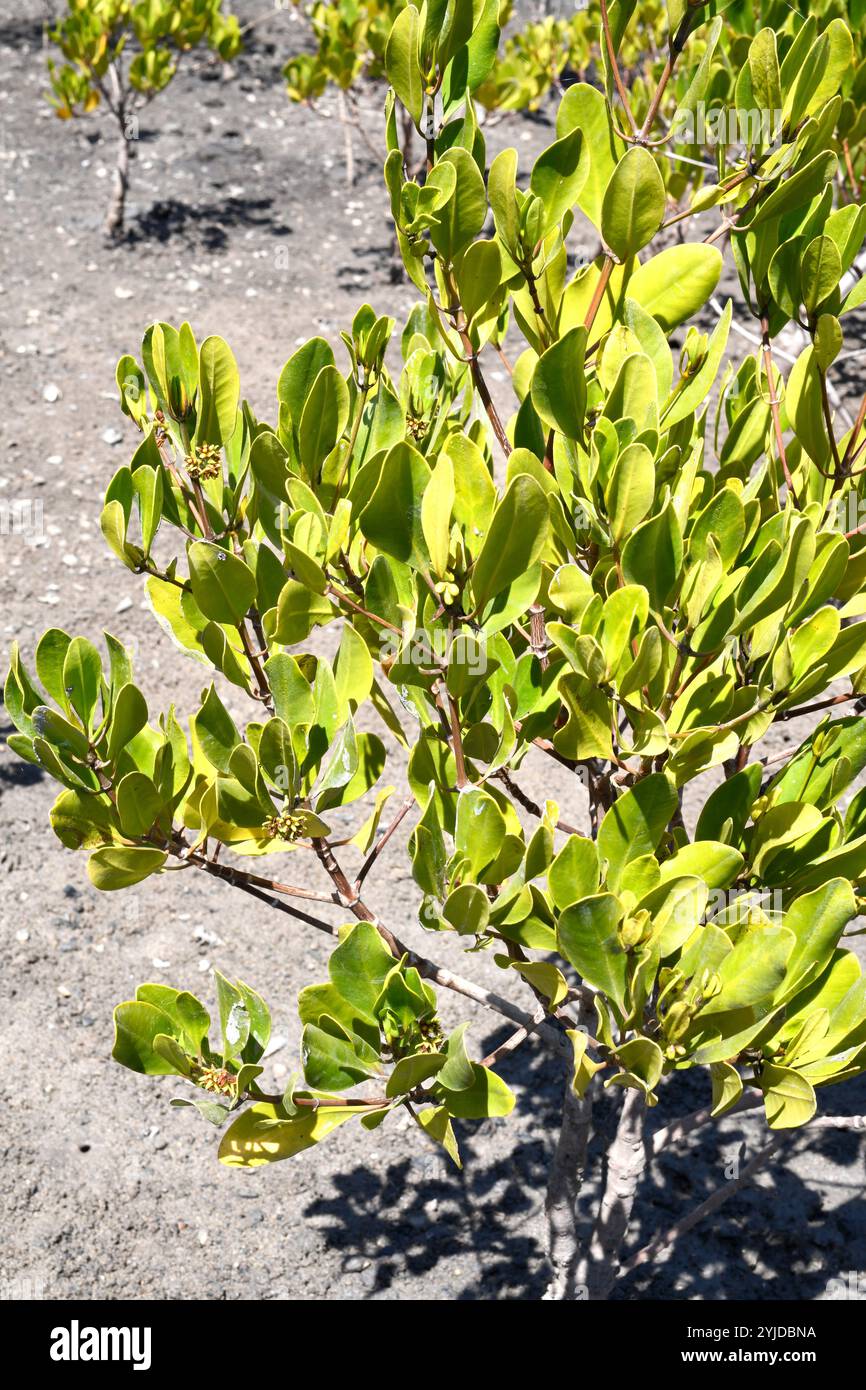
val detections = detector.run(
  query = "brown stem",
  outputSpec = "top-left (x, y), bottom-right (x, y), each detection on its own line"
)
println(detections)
top-left (760, 317), bottom-right (800, 505)
top-left (460, 330), bottom-right (511, 459)
top-left (237, 618), bottom-right (273, 711)
top-left (191, 856), bottom-right (339, 937)
top-left (584, 257), bottom-right (615, 335)
top-left (843, 139), bottom-right (861, 199)
top-left (647, 1093), bottom-right (764, 1157)
top-left (637, 11), bottom-right (695, 142)
top-left (446, 688), bottom-right (469, 789)
top-left (479, 1003), bottom-right (561, 1069)
top-left (775, 691), bottom-right (857, 722)
top-left (817, 363), bottom-right (843, 484)
top-left (495, 768), bottom-right (582, 837)
top-left (599, 0), bottom-right (637, 135)
top-left (325, 583), bottom-right (402, 636)
top-left (842, 388), bottom-right (866, 471)
top-left (353, 794), bottom-right (415, 893)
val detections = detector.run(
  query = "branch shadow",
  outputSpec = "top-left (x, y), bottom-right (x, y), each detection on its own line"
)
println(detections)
top-left (0, 718), bottom-right (44, 787)
top-left (304, 1023), bottom-right (866, 1301)
top-left (617, 1068), bottom-right (866, 1301)
top-left (304, 1023), bottom-right (563, 1299)
top-left (126, 195), bottom-right (291, 251)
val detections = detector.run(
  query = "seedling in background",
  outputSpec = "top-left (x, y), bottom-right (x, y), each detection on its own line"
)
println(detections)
top-left (46, 0), bottom-right (242, 240)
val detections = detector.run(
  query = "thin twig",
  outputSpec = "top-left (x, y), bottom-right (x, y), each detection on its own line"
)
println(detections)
top-left (354, 794), bottom-right (415, 893)
top-left (619, 1133), bottom-right (786, 1278)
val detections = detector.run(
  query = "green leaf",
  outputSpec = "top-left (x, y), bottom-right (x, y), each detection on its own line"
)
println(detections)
top-left (360, 442), bottom-right (431, 566)
top-left (219, 1101), bottom-right (372, 1167)
top-left (779, 879), bottom-right (857, 994)
top-left (196, 336), bottom-right (239, 447)
top-left (386, 1051), bottom-right (445, 1096)
top-left (87, 846), bottom-right (167, 891)
top-left (442, 882), bottom-right (490, 935)
top-left (416, 1105), bottom-right (461, 1166)
top-left (112, 1001), bottom-right (182, 1075)
top-left (471, 475), bottom-right (549, 614)
top-left (801, 235), bottom-right (842, 314)
top-left (607, 1037), bottom-right (664, 1097)
top-left (621, 503), bottom-right (682, 611)
top-left (531, 326), bottom-right (587, 441)
top-left (429, 147), bottom-right (488, 261)
top-left (567, 1028), bottom-right (605, 1097)
top-left (298, 365), bottom-right (349, 481)
top-left (437, 1022), bottom-right (475, 1091)
top-left (530, 128), bottom-right (588, 235)
top-left (454, 787), bottom-right (508, 881)
top-left (191, 684), bottom-right (240, 773)
top-left (710, 1061), bottom-right (743, 1117)
top-left (748, 153), bottom-right (837, 230)
top-left (548, 835), bottom-right (599, 910)
top-left (116, 771), bottom-right (162, 838)
top-left (557, 894), bottom-right (628, 1013)
top-left (663, 299), bottom-right (732, 428)
top-left (760, 1065), bottom-right (817, 1130)
top-left (302, 1022), bottom-right (381, 1091)
top-left (188, 541), bottom-right (256, 625)
top-left (272, 580), bottom-right (334, 646)
top-left (601, 147), bottom-right (665, 261)
top-left (701, 926), bottom-right (795, 1015)
top-left (556, 82), bottom-right (623, 231)
top-left (278, 337), bottom-right (335, 427)
top-left (385, 4), bottom-right (424, 126)
top-left (747, 28), bottom-right (781, 125)
top-left (597, 774), bottom-right (677, 891)
top-left (439, 1063), bottom-right (514, 1118)
top-left (421, 454), bottom-right (455, 578)
top-left (62, 636), bottom-right (102, 730)
top-left (605, 442), bottom-right (654, 542)
top-left (329, 922), bottom-right (396, 1017)
top-left (107, 683), bottom-right (148, 763)
top-left (35, 628), bottom-right (72, 708)
top-left (628, 245), bottom-right (723, 332)
top-left (136, 984), bottom-right (210, 1054)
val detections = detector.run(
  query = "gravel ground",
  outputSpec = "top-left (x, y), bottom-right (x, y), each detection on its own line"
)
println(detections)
top-left (1, 0), bottom-right (864, 1303)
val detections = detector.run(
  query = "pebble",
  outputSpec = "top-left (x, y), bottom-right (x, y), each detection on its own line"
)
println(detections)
top-left (42, 383), bottom-right (61, 402)
top-left (193, 924), bottom-right (221, 946)
top-left (343, 1256), bottom-right (370, 1273)
top-left (115, 597), bottom-right (133, 614)
top-left (101, 427), bottom-right (123, 446)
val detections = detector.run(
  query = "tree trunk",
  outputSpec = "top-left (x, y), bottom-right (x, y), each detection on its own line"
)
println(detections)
top-left (104, 120), bottom-right (130, 242)
top-left (337, 88), bottom-right (354, 188)
top-left (576, 1089), bottom-right (646, 1300)
top-left (543, 1073), bottom-right (592, 1300)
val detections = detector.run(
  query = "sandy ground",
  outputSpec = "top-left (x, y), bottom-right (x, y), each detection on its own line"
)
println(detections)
top-left (1, 0), bottom-right (864, 1302)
